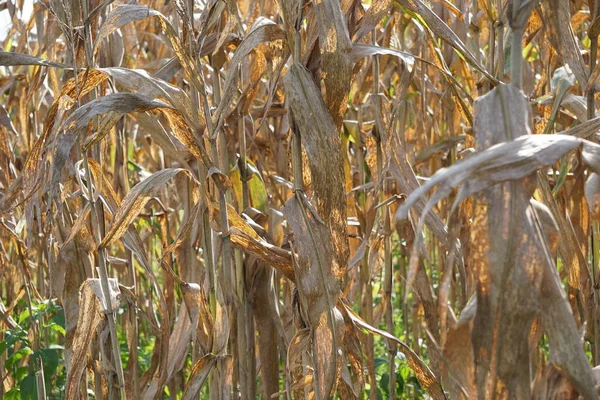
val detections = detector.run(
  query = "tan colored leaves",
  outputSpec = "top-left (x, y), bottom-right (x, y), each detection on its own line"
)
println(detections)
top-left (0, 51), bottom-right (70, 68)
top-left (283, 194), bottom-right (342, 398)
top-left (181, 354), bottom-right (217, 400)
top-left (100, 168), bottom-right (191, 247)
top-left (66, 279), bottom-right (120, 400)
top-left (340, 301), bottom-right (447, 400)
top-left (397, 134), bottom-right (600, 220)
top-left (398, 84), bottom-right (599, 398)
top-left (283, 63), bottom-right (349, 280)
top-left (94, 5), bottom-right (162, 56)
top-left (50, 93), bottom-right (173, 204)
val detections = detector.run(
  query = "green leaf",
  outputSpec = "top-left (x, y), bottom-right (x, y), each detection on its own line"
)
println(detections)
top-left (18, 308), bottom-right (31, 324)
top-left (6, 347), bottom-right (33, 369)
top-left (20, 373), bottom-right (37, 400)
top-left (38, 348), bottom-right (60, 382)
top-left (4, 387), bottom-right (20, 400)
top-left (4, 328), bottom-right (28, 348)
top-left (380, 372), bottom-right (390, 395)
top-left (15, 365), bottom-right (29, 381)
top-left (45, 321), bottom-right (66, 336)
top-left (374, 357), bottom-right (389, 371)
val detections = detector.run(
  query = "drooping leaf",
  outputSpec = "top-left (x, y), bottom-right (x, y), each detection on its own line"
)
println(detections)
top-left (50, 93), bottom-right (175, 206)
top-left (0, 51), bottom-right (70, 68)
top-left (283, 193), bottom-right (342, 399)
top-left (213, 19), bottom-right (287, 132)
top-left (284, 63), bottom-right (349, 280)
top-left (65, 279), bottom-right (106, 400)
top-left (101, 168), bottom-right (192, 247)
top-left (397, 134), bottom-right (600, 221)
top-left (396, 0), bottom-right (496, 83)
top-left (339, 301), bottom-right (447, 400)
top-left (181, 354), bottom-right (217, 400)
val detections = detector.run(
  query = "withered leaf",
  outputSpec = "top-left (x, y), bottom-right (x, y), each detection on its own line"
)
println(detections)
top-left (94, 5), bottom-right (162, 55)
top-left (65, 279), bottom-right (106, 400)
top-left (213, 19), bottom-right (287, 132)
top-left (181, 354), bottom-right (217, 400)
top-left (339, 301), bottom-right (447, 400)
top-left (397, 134), bottom-right (600, 221)
top-left (542, 0), bottom-right (589, 88)
top-left (0, 51), bottom-right (70, 68)
top-left (283, 193), bottom-right (342, 399)
top-left (101, 168), bottom-right (192, 247)
top-left (50, 93), bottom-right (173, 206)
top-left (396, 0), bottom-right (495, 83)
top-left (283, 63), bottom-right (349, 280)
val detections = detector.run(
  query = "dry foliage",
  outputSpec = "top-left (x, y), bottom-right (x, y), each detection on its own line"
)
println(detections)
top-left (3, 0), bottom-right (600, 399)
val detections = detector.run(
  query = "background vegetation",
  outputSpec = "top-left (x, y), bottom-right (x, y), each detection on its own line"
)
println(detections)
top-left (2, 0), bottom-right (600, 398)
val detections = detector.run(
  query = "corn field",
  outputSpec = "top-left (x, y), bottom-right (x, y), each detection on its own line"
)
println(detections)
top-left (4, 0), bottom-right (600, 398)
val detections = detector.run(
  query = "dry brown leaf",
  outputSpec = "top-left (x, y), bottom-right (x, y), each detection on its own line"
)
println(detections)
top-left (181, 354), bottom-right (217, 400)
top-left (585, 173), bottom-right (600, 221)
top-left (65, 279), bottom-right (107, 400)
top-left (314, 0), bottom-right (353, 130)
top-left (542, 0), bottom-right (589, 88)
top-left (0, 51), bottom-right (70, 68)
top-left (397, 134), bottom-right (600, 220)
top-left (283, 193), bottom-right (344, 399)
top-left (143, 305), bottom-right (192, 399)
top-left (98, 66), bottom-right (205, 134)
top-left (180, 282), bottom-right (214, 354)
top-left (100, 168), bottom-right (192, 247)
top-left (339, 300), bottom-right (447, 399)
top-left (50, 93), bottom-right (174, 206)
top-left (396, 0), bottom-right (495, 83)
top-left (229, 227), bottom-right (295, 280)
top-left (20, 69), bottom-right (108, 204)
top-left (352, 0), bottom-right (392, 42)
top-left (213, 19), bottom-right (287, 132)
top-left (284, 63), bottom-right (349, 280)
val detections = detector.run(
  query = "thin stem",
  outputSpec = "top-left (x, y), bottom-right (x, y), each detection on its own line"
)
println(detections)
top-left (511, 25), bottom-right (523, 89)
top-left (84, 152), bottom-right (127, 398)
top-left (495, 0), bottom-right (504, 80)
top-left (209, 54), bottom-right (238, 399)
top-left (76, 1), bottom-right (127, 394)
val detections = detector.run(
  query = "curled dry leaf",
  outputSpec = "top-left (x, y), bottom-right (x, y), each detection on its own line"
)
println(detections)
top-left (101, 168), bottom-right (192, 247)
top-left (213, 19), bottom-right (287, 132)
top-left (86, 278), bottom-right (121, 313)
top-left (284, 63), bottom-right (349, 281)
top-left (0, 51), bottom-right (71, 68)
top-left (229, 227), bottom-right (295, 280)
top-left (143, 305), bottom-right (192, 399)
top-left (314, 0), bottom-right (353, 129)
top-left (339, 301), bottom-right (447, 399)
top-left (180, 282), bottom-right (214, 354)
top-left (50, 93), bottom-right (175, 206)
top-left (98, 66), bottom-right (205, 133)
top-left (352, 0), bottom-right (392, 42)
top-left (542, 0), bottom-right (589, 88)
top-left (94, 5), bottom-right (162, 56)
top-left (396, 0), bottom-right (496, 83)
top-left (585, 173), bottom-right (600, 221)
top-left (17, 69), bottom-right (109, 208)
top-left (283, 193), bottom-right (344, 399)
top-left (397, 134), bottom-right (600, 221)
top-left (181, 354), bottom-right (217, 400)
top-left (65, 279), bottom-right (109, 400)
